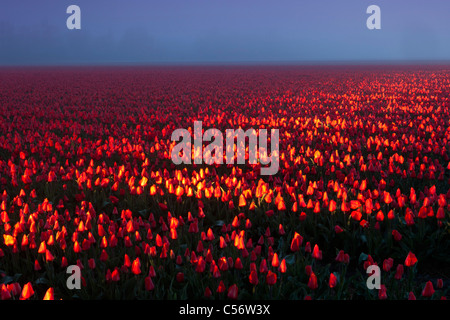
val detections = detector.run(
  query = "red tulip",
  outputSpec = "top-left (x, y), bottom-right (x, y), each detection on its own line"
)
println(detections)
top-left (131, 257), bottom-right (141, 275)
top-left (249, 270), bottom-right (259, 286)
top-left (290, 232), bottom-right (303, 252)
top-left (145, 276), bottom-right (155, 291)
top-left (217, 280), bottom-right (226, 293)
top-left (305, 265), bottom-right (312, 276)
top-left (378, 285), bottom-right (387, 300)
top-left (227, 284), bottom-right (238, 300)
top-left (176, 272), bottom-right (184, 283)
top-left (111, 268), bottom-right (120, 281)
top-left (395, 264), bottom-right (404, 280)
top-left (308, 272), bottom-right (318, 290)
top-left (405, 251), bottom-right (418, 267)
top-left (259, 259), bottom-right (268, 273)
top-left (329, 273), bottom-right (338, 288)
top-left (392, 229), bottom-right (402, 241)
top-left (312, 244), bottom-right (322, 260)
top-left (204, 287), bottom-right (212, 298)
top-left (383, 258), bottom-right (394, 272)
top-left (336, 250), bottom-right (346, 263)
top-left (266, 270), bottom-right (277, 286)
top-left (305, 242), bottom-right (311, 253)
top-left (334, 225), bottom-right (343, 234)
top-left (422, 281), bottom-right (435, 297)
top-left (234, 257), bottom-right (243, 270)
top-left (1, 284), bottom-right (11, 300)
top-left (437, 279), bottom-right (443, 289)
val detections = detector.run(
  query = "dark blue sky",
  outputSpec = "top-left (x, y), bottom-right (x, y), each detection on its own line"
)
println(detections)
top-left (0, 0), bottom-right (449, 65)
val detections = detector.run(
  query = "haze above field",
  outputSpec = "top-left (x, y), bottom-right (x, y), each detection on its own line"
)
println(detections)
top-left (0, 0), bottom-right (450, 65)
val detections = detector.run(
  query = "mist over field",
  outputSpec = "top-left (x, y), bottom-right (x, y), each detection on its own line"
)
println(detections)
top-left (1, 0), bottom-right (450, 65)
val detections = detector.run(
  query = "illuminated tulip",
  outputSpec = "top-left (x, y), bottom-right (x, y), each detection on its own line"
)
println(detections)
top-left (351, 211), bottom-right (362, 221)
top-left (279, 259), bottom-right (287, 273)
top-left (329, 200), bottom-right (337, 212)
top-left (131, 257), bottom-right (141, 275)
top-left (3, 234), bottom-right (15, 247)
top-left (43, 288), bottom-right (54, 300)
top-left (329, 273), bottom-right (338, 288)
top-left (45, 249), bottom-right (54, 262)
top-left (206, 228), bottom-right (215, 241)
top-left (405, 210), bottom-right (414, 226)
top-left (217, 280), bottom-right (226, 293)
top-left (249, 270), bottom-right (259, 286)
top-left (1, 284), bottom-right (11, 300)
top-left (238, 194), bottom-right (247, 207)
top-left (312, 244), bottom-right (322, 260)
top-left (235, 257), bottom-right (243, 270)
top-left (290, 232), bottom-right (303, 252)
top-left (73, 241), bottom-right (81, 253)
top-left (405, 251), bottom-right (418, 267)
top-left (271, 253), bottom-right (280, 267)
top-left (111, 268), bottom-right (120, 282)
top-left (20, 282), bottom-right (34, 300)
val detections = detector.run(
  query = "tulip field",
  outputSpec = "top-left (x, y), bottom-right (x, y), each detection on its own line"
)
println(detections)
top-left (0, 66), bottom-right (448, 300)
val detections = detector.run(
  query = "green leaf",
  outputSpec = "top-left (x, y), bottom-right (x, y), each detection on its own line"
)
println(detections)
top-left (35, 277), bottom-right (49, 285)
top-left (0, 276), bottom-right (14, 284)
top-left (284, 254), bottom-right (296, 265)
top-left (360, 234), bottom-right (367, 243)
top-left (138, 209), bottom-right (149, 217)
top-left (358, 252), bottom-right (368, 264)
top-left (12, 273), bottom-right (22, 282)
top-left (214, 220), bottom-right (225, 227)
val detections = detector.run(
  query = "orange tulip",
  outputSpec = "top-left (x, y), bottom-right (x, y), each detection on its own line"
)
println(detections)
top-left (20, 282), bottom-right (34, 300)
top-left (43, 288), bottom-right (54, 300)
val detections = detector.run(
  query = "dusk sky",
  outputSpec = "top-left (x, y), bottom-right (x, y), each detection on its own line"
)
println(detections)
top-left (0, 0), bottom-right (449, 65)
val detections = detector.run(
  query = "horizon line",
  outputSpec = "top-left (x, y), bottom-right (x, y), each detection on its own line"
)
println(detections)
top-left (2, 59), bottom-right (450, 68)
